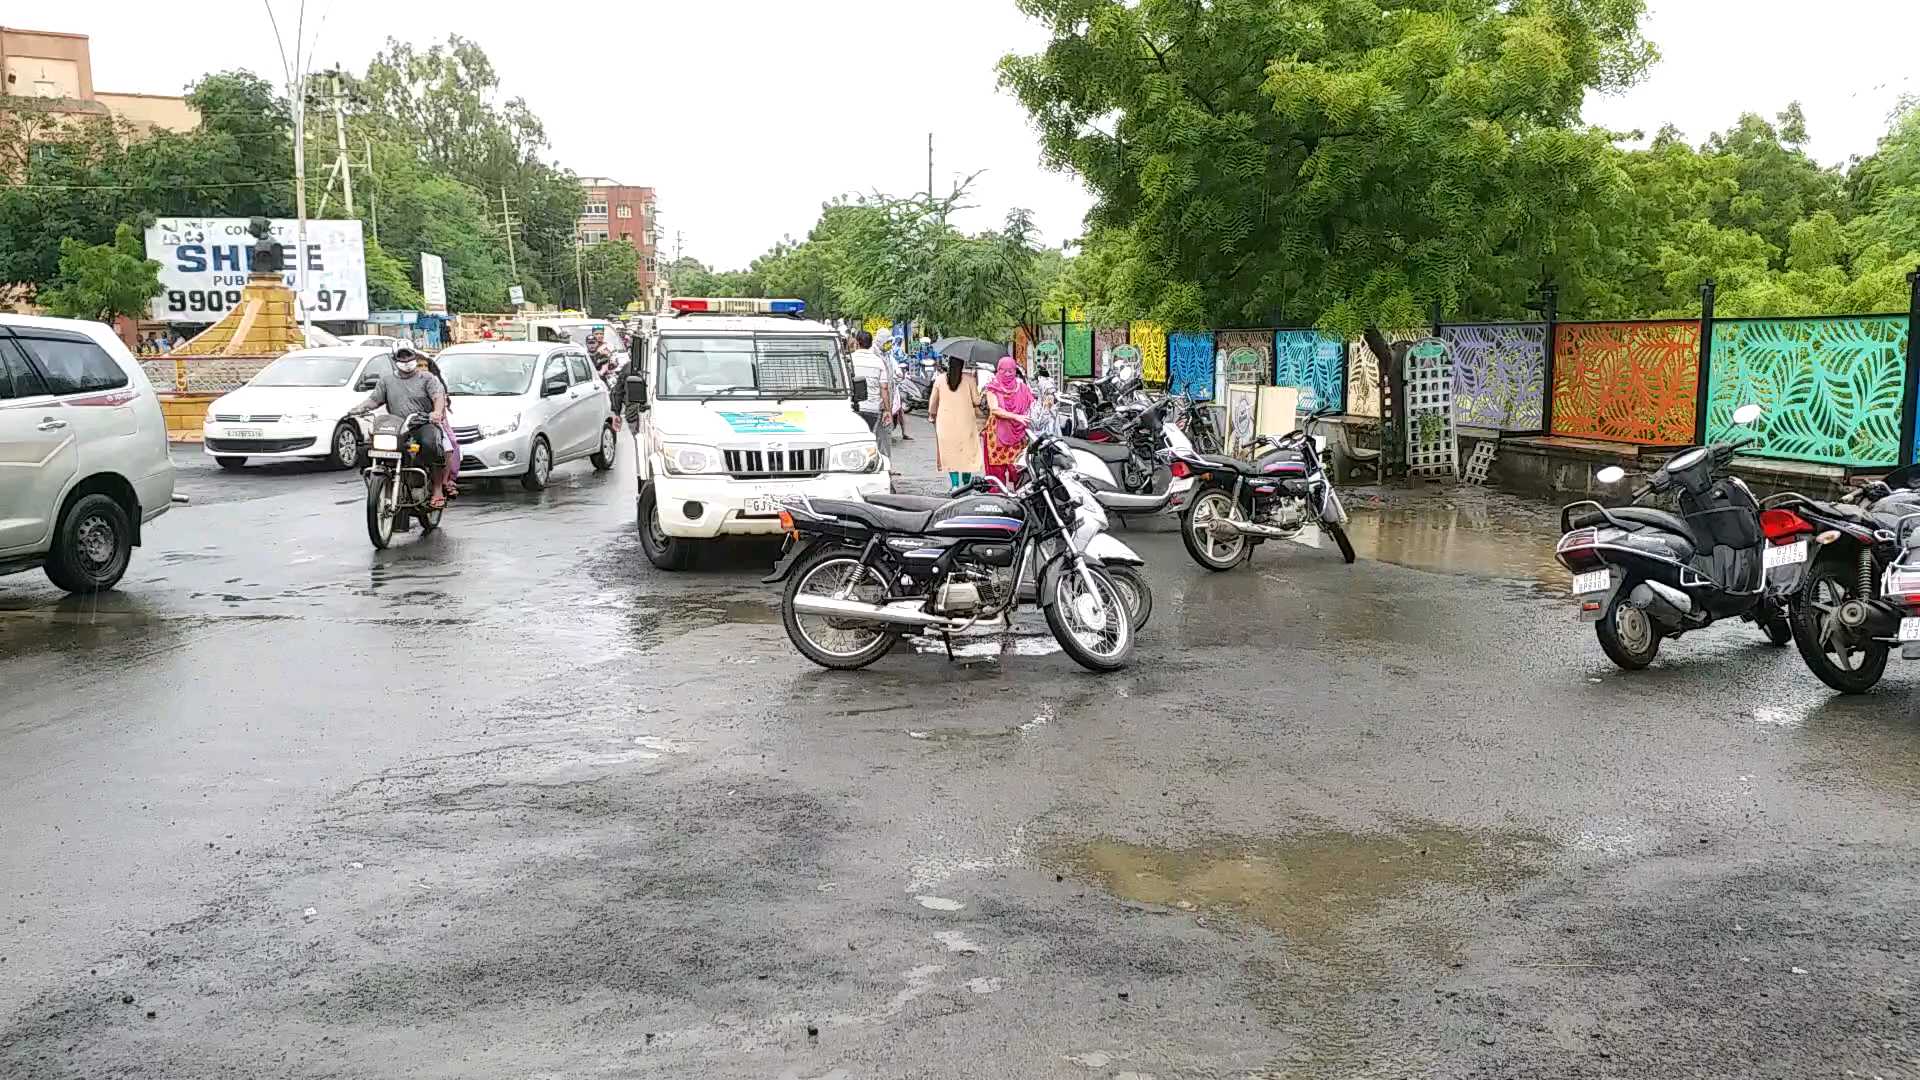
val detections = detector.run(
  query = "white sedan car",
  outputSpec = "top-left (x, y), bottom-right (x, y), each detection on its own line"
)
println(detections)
top-left (435, 342), bottom-right (618, 490)
top-left (203, 346), bottom-right (393, 470)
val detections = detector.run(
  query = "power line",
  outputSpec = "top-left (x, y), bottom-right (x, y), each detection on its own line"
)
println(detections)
top-left (0, 179), bottom-right (296, 191)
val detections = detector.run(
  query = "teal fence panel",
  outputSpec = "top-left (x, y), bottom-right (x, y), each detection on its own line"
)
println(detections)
top-left (1273, 330), bottom-right (1345, 413)
top-left (1064, 322), bottom-right (1094, 378)
top-left (1705, 315), bottom-right (1911, 467)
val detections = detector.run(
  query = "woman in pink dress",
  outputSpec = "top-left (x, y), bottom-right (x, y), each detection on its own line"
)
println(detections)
top-left (981, 356), bottom-right (1034, 487)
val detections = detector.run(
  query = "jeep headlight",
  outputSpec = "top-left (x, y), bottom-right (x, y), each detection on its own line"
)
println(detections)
top-left (831, 441), bottom-right (881, 473)
top-left (657, 438), bottom-right (721, 474)
top-left (479, 413), bottom-right (521, 439)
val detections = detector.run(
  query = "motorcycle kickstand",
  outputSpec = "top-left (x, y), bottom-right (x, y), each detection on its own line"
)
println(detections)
top-left (942, 632), bottom-right (955, 662)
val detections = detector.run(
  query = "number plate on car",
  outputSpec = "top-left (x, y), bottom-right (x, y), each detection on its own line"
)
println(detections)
top-left (1901, 618), bottom-right (1920, 643)
top-left (1571, 569), bottom-right (1611, 595)
top-left (744, 496), bottom-right (782, 516)
top-left (1763, 539), bottom-right (1809, 568)
top-left (230, 427), bottom-right (263, 438)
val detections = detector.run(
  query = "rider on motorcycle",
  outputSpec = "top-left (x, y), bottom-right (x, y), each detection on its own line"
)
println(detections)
top-left (349, 345), bottom-right (452, 509)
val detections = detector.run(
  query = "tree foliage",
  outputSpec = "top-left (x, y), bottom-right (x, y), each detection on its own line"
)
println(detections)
top-left (39, 223), bottom-right (163, 323)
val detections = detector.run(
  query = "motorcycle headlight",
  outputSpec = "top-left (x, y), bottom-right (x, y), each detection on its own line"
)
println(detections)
top-left (832, 441), bottom-right (881, 473)
top-left (658, 440), bottom-right (721, 474)
top-left (479, 413), bottom-right (521, 439)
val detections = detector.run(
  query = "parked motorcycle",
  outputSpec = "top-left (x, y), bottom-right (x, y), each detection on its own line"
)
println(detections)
top-left (1764, 469), bottom-right (1920, 693)
top-left (767, 436), bottom-right (1137, 672)
top-left (864, 469), bottom-right (1152, 630)
top-left (1061, 396), bottom-right (1197, 518)
top-left (1177, 396), bottom-right (1225, 456)
top-left (1554, 404), bottom-right (1804, 670)
top-left (364, 412), bottom-right (447, 549)
top-left (1166, 408), bottom-right (1355, 571)
top-left (898, 355), bottom-right (940, 413)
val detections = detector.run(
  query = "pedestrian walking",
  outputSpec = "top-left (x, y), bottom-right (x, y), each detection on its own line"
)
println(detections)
top-left (847, 330), bottom-right (894, 462)
top-left (981, 356), bottom-right (1033, 488)
top-left (878, 328), bottom-right (911, 440)
top-left (928, 354), bottom-right (983, 489)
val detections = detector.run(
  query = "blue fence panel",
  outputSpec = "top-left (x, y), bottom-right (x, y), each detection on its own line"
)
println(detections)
top-left (1168, 332), bottom-right (1216, 399)
top-left (1273, 330), bottom-right (1345, 413)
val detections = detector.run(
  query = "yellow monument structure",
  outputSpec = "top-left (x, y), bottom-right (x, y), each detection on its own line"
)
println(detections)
top-left (172, 217), bottom-right (304, 357)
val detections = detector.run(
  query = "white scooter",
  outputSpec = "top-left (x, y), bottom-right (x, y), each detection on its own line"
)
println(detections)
top-left (1060, 395), bottom-right (1198, 518)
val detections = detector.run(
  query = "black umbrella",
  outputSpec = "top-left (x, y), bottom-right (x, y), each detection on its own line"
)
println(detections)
top-left (931, 337), bottom-right (1007, 367)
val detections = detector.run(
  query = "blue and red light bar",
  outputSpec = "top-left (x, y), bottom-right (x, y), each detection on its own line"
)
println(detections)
top-left (669, 297), bottom-right (806, 315)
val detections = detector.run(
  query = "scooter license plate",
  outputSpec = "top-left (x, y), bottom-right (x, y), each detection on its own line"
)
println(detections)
top-left (1571, 569), bottom-right (1611, 595)
top-left (1763, 539), bottom-right (1809, 569)
top-left (1900, 618), bottom-right (1920, 643)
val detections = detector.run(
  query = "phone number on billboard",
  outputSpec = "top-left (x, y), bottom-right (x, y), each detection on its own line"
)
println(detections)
top-left (165, 289), bottom-right (352, 314)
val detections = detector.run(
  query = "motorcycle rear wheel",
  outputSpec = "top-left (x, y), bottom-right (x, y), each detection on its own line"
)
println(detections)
top-left (782, 550), bottom-right (899, 670)
top-left (1103, 564), bottom-right (1153, 631)
top-left (1595, 588), bottom-right (1660, 670)
top-left (1791, 559), bottom-right (1889, 694)
top-left (366, 474), bottom-right (395, 549)
top-left (1181, 489), bottom-right (1248, 571)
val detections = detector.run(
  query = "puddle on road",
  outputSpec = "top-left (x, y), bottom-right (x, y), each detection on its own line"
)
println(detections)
top-left (1318, 488), bottom-right (1567, 586)
top-left (1060, 822), bottom-right (1549, 952)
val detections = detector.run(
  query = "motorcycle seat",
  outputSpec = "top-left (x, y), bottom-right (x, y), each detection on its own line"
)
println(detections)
top-left (1062, 436), bottom-right (1134, 464)
top-left (1568, 505), bottom-right (1698, 555)
top-left (865, 492), bottom-right (950, 512)
top-left (1187, 452), bottom-right (1260, 474)
top-left (805, 499), bottom-right (934, 533)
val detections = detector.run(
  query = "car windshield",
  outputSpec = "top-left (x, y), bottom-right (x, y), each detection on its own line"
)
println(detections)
top-left (658, 335), bottom-right (845, 398)
top-left (251, 353), bottom-right (363, 387)
top-left (437, 352), bottom-right (539, 396)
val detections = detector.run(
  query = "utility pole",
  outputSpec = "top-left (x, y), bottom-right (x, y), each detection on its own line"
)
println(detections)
top-left (927, 132), bottom-right (934, 210)
top-left (495, 187), bottom-right (520, 278)
top-left (265, 0), bottom-right (317, 330)
top-left (330, 71), bottom-right (353, 215)
top-left (365, 137), bottom-right (377, 243)
top-left (574, 235), bottom-right (588, 313)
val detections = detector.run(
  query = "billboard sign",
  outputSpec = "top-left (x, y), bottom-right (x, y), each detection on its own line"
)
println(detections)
top-left (145, 217), bottom-right (369, 323)
top-left (420, 252), bottom-right (448, 315)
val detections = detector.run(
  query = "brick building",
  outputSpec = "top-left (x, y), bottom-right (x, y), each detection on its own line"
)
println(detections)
top-left (1, 26), bottom-right (199, 137)
top-left (576, 177), bottom-right (664, 311)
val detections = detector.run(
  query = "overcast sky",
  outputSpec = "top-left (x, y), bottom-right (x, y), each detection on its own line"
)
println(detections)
top-left (59, 0), bottom-right (1920, 270)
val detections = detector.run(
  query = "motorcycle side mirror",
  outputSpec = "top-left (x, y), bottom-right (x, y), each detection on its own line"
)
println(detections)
top-left (625, 375), bottom-right (649, 412)
top-left (1732, 403), bottom-right (1763, 425)
top-left (1595, 466), bottom-right (1627, 484)
top-left (850, 377), bottom-right (869, 403)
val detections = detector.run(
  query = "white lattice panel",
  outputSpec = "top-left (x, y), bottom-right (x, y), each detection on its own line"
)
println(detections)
top-left (1462, 441), bottom-right (1497, 485)
top-left (1403, 338), bottom-right (1458, 478)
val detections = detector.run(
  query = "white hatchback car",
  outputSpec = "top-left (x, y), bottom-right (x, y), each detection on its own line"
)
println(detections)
top-left (203, 346), bottom-right (394, 470)
top-left (0, 314), bottom-right (176, 592)
top-left (435, 342), bottom-right (617, 490)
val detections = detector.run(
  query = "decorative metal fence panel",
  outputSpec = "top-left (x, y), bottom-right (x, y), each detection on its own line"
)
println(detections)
top-left (141, 356), bottom-right (275, 394)
top-left (1441, 322), bottom-right (1547, 431)
top-left (1036, 323), bottom-right (1064, 378)
top-left (1168, 332), bottom-right (1216, 399)
top-left (1549, 320), bottom-right (1700, 445)
top-left (1273, 330), bottom-right (1345, 413)
top-left (1094, 327), bottom-right (1128, 377)
top-left (1133, 322), bottom-right (1169, 386)
top-left (1345, 329), bottom-right (1427, 419)
top-left (1705, 315), bottom-right (1911, 467)
top-left (1065, 322), bottom-right (1094, 378)
top-left (1012, 325), bottom-right (1030, 369)
top-left (1215, 330), bottom-right (1273, 387)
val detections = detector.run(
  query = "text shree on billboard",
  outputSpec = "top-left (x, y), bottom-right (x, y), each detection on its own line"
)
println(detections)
top-left (143, 218), bottom-right (369, 323)
top-left (420, 252), bottom-right (448, 315)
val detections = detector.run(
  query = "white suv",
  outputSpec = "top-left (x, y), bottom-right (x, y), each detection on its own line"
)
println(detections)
top-left (0, 314), bottom-right (176, 592)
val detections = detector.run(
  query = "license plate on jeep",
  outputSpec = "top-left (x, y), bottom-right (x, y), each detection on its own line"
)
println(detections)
top-left (1571, 569), bottom-right (1611, 595)
top-left (744, 496), bottom-right (782, 516)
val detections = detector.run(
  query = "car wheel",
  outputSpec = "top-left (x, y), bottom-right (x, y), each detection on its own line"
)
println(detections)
top-left (215, 456), bottom-right (248, 470)
top-left (520, 436), bottom-right (552, 491)
top-left (44, 492), bottom-right (134, 593)
top-left (590, 423), bottom-right (618, 471)
top-left (638, 481), bottom-right (696, 570)
top-left (330, 422), bottom-right (364, 469)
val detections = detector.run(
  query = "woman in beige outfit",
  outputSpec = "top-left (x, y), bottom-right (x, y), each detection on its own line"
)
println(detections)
top-left (927, 355), bottom-right (985, 489)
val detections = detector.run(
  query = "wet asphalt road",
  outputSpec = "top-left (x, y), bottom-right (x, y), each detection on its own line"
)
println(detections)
top-left (2, 421), bottom-right (1917, 1079)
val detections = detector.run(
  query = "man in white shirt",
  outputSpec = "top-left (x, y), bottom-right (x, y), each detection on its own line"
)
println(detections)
top-left (848, 330), bottom-right (894, 460)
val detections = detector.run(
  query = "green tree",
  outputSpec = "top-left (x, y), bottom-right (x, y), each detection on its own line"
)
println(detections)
top-left (39, 223), bottom-right (162, 323)
top-left (363, 238), bottom-right (425, 310)
top-left (580, 241), bottom-right (640, 313)
top-left (1000, 0), bottom-right (1656, 333)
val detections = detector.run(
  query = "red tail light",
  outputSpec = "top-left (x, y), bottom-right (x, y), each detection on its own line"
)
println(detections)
top-left (1170, 460), bottom-right (1190, 479)
top-left (1760, 508), bottom-right (1812, 542)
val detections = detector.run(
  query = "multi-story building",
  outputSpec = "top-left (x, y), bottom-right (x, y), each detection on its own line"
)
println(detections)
top-left (576, 177), bottom-right (665, 311)
top-left (0, 26), bottom-right (199, 136)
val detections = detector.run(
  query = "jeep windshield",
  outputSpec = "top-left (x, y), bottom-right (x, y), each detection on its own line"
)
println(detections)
top-left (657, 335), bottom-right (846, 399)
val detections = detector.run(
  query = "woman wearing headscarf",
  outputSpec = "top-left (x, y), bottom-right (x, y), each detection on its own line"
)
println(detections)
top-left (927, 354), bottom-right (984, 490)
top-left (981, 356), bottom-right (1034, 487)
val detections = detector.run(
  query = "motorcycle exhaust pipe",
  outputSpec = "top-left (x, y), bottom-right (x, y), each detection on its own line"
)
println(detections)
top-left (1218, 518), bottom-right (1301, 539)
top-left (1835, 597), bottom-right (1902, 639)
top-left (1630, 581), bottom-right (1694, 627)
top-left (790, 594), bottom-right (969, 630)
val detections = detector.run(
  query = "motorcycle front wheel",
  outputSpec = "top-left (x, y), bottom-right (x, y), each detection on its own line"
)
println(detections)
top-left (1045, 562), bottom-right (1134, 672)
top-left (366, 472), bottom-right (396, 549)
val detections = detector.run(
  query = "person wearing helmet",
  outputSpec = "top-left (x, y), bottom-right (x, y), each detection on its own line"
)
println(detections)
top-left (349, 345), bottom-right (453, 509)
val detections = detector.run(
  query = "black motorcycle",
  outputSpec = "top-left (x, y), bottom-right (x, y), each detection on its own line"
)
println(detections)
top-left (1166, 408), bottom-right (1356, 570)
top-left (766, 435), bottom-right (1136, 673)
top-left (364, 412), bottom-right (447, 549)
top-left (1765, 469), bottom-right (1920, 693)
top-left (1554, 404), bottom-right (1806, 670)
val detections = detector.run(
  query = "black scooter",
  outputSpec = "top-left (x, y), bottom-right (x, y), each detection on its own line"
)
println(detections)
top-left (1554, 405), bottom-right (1809, 669)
